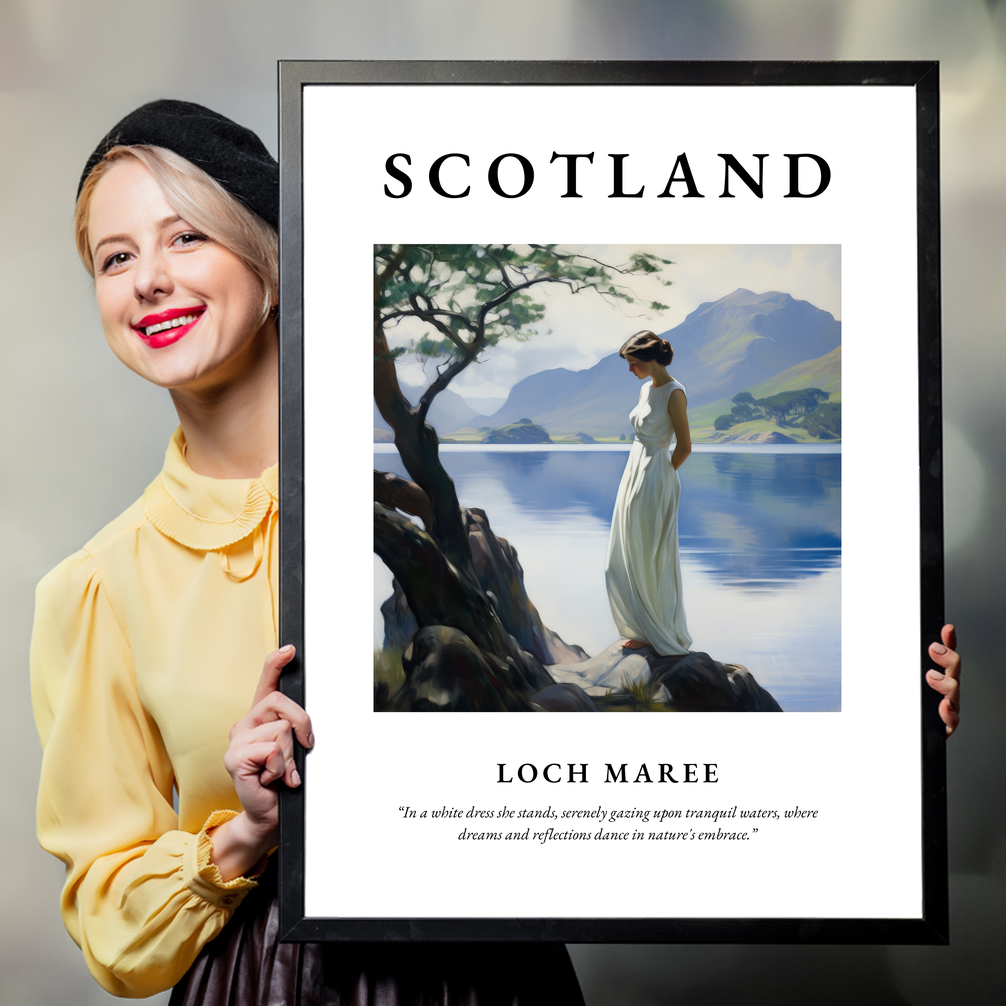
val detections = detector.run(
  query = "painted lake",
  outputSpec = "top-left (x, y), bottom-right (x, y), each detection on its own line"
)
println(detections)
top-left (374, 445), bottom-right (841, 712)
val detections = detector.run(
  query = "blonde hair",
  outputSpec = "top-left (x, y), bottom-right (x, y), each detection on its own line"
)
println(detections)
top-left (75, 145), bottom-right (278, 323)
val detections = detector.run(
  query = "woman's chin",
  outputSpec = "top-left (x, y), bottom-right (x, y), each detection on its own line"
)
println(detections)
top-left (121, 355), bottom-right (216, 392)
top-left (110, 323), bottom-right (272, 395)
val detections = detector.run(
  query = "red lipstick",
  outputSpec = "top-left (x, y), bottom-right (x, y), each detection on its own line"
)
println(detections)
top-left (132, 306), bottom-right (205, 349)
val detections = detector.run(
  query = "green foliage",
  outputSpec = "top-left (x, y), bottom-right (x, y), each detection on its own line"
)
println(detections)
top-left (718, 388), bottom-right (830, 430)
top-left (626, 251), bottom-right (675, 274)
top-left (597, 671), bottom-right (674, 712)
top-left (757, 388), bottom-right (828, 411)
top-left (375, 244), bottom-right (674, 372)
top-left (374, 646), bottom-right (405, 692)
top-left (413, 335), bottom-right (455, 359)
top-left (797, 401), bottom-right (842, 438)
top-left (621, 671), bottom-right (658, 706)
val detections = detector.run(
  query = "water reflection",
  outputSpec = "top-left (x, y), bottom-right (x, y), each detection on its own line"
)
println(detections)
top-left (681, 452), bottom-right (840, 589)
top-left (374, 448), bottom-right (841, 711)
top-left (378, 450), bottom-right (840, 586)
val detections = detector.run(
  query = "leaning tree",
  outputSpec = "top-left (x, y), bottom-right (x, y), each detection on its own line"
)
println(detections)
top-left (373, 244), bottom-right (671, 708)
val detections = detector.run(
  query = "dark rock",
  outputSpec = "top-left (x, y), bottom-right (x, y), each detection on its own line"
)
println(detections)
top-left (503, 645), bottom-right (556, 697)
top-left (548, 641), bottom-right (782, 711)
top-left (394, 625), bottom-right (537, 712)
top-left (380, 580), bottom-right (414, 651)
top-left (381, 508), bottom-right (588, 667)
top-left (650, 650), bottom-right (783, 711)
top-left (531, 683), bottom-right (598, 712)
top-left (374, 681), bottom-right (392, 711)
top-left (466, 508), bottom-right (588, 664)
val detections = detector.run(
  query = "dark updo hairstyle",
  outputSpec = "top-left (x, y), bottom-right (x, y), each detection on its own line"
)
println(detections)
top-left (619, 330), bottom-right (673, 366)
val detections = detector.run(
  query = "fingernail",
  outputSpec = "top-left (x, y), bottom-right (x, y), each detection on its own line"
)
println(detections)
top-left (931, 643), bottom-right (947, 655)
top-left (291, 768), bottom-right (301, 787)
top-left (280, 644), bottom-right (295, 654)
top-left (927, 670), bottom-right (944, 680)
top-left (306, 732), bottom-right (315, 748)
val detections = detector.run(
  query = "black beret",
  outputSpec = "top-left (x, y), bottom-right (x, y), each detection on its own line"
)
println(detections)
top-left (77, 99), bottom-right (278, 228)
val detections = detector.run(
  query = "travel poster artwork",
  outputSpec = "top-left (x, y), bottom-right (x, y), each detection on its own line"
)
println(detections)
top-left (373, 243), bottom-right (841, 715)
top-left (295, 67), bottom-right (932, 937)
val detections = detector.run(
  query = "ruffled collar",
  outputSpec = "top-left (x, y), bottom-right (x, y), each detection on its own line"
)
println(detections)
top-left (143, 428), bottom-right (278, 551)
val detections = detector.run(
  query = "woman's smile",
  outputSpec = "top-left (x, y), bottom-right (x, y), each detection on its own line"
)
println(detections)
top-left (133, 306), bottom-right (207, 348)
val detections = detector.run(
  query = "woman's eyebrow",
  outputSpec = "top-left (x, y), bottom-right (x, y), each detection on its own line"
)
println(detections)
top-left (92, 216), bottom-right (185, 258)
top-left (92, 232), bottom-right (132, 257)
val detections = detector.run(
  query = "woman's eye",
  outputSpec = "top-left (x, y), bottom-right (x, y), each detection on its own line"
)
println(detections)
top-left (100, 251), bottom-right (131, 273)
top-left (173, 231), bottom-right (207, 248)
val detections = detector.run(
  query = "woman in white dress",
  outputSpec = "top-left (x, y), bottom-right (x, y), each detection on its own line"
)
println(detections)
top-left (602, 331), bottom-right (966, 735)
top-left (605, 331), bottom-right (693, 656)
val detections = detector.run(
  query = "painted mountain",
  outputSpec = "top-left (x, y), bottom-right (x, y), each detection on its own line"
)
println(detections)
top-left (468, 290), bottom-right (840, 439)
top-left (668, 289), bottom-right (839, 403)
top-left (377, 289), bottom-right (841, 442)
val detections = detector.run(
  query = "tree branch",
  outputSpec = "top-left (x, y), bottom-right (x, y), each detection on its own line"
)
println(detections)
top-left (407, 292), bottom-right (472, 352)
top-left (374, 503), bottom-right (501, 652)
top-left (417, 343), bottom-right (481, 421)
top-left (485, 247), bottom-right (515, 290)
top-left (374, 250), bottom-right (417, 432)
top-left (527, 244), bottom-right (672, 277)
top-left (374, 470), bottom-right (434, 530)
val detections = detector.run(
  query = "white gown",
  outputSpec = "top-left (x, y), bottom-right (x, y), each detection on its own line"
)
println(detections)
top-left (605, 378), bottom-right (693, 656)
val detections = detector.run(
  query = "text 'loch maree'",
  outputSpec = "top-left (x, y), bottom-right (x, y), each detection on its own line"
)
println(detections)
top-left (497, 762), bottom-right (719, 784)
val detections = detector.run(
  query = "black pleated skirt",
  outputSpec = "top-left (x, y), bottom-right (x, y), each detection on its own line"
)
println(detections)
top-left (169, 869), bottom-right (585, 1006)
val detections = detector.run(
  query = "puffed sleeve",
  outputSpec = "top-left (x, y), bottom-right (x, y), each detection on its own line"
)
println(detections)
top-left (31, 549), bottom-right (262, 998)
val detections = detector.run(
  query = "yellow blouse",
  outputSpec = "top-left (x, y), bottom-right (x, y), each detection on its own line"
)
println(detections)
top-left (31, 428), bottom-right (279, 998)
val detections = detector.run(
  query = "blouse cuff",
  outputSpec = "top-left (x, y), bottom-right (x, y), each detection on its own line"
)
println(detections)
top-left (183, 810), bottom-right (269, 909)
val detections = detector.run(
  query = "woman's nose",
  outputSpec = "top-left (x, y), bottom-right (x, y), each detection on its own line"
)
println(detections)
top-left (133, 249), bottom-right (173, 302)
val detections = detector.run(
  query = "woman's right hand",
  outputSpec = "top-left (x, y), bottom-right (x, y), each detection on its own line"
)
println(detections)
top-left (209, 645), bottom-right (314, 881)
top-left (926, 624), bottom-right (961, 738)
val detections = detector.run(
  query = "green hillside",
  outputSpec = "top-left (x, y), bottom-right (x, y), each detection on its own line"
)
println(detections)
top-left (690, 346), bottom-right (841, 439)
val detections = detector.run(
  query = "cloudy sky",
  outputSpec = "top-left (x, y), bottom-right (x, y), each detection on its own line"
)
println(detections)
top-left (391, 243), bottom-right (842, 400)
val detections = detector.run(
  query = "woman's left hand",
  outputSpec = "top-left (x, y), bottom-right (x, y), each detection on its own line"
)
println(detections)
top-left (209, 645), bottom-right (313, 880)
top-left (926, 624), bottom-right (961, 737)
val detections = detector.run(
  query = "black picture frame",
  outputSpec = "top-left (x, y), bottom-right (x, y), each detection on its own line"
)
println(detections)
top-left (277, 60), bottom-right (945, 944)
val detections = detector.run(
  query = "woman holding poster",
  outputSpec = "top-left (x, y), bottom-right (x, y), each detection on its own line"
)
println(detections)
top-left (30, 100), bottom-right (583, 1004)
top-left (606, 331), bottom-right (693, 655)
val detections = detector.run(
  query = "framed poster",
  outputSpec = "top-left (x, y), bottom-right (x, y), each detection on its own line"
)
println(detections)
top-left (277, 61), bottom-right (946, 943)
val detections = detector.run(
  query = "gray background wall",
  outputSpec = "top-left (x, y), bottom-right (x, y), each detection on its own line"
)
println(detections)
top-left (2, 2), bottom-right (1003, 1003)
